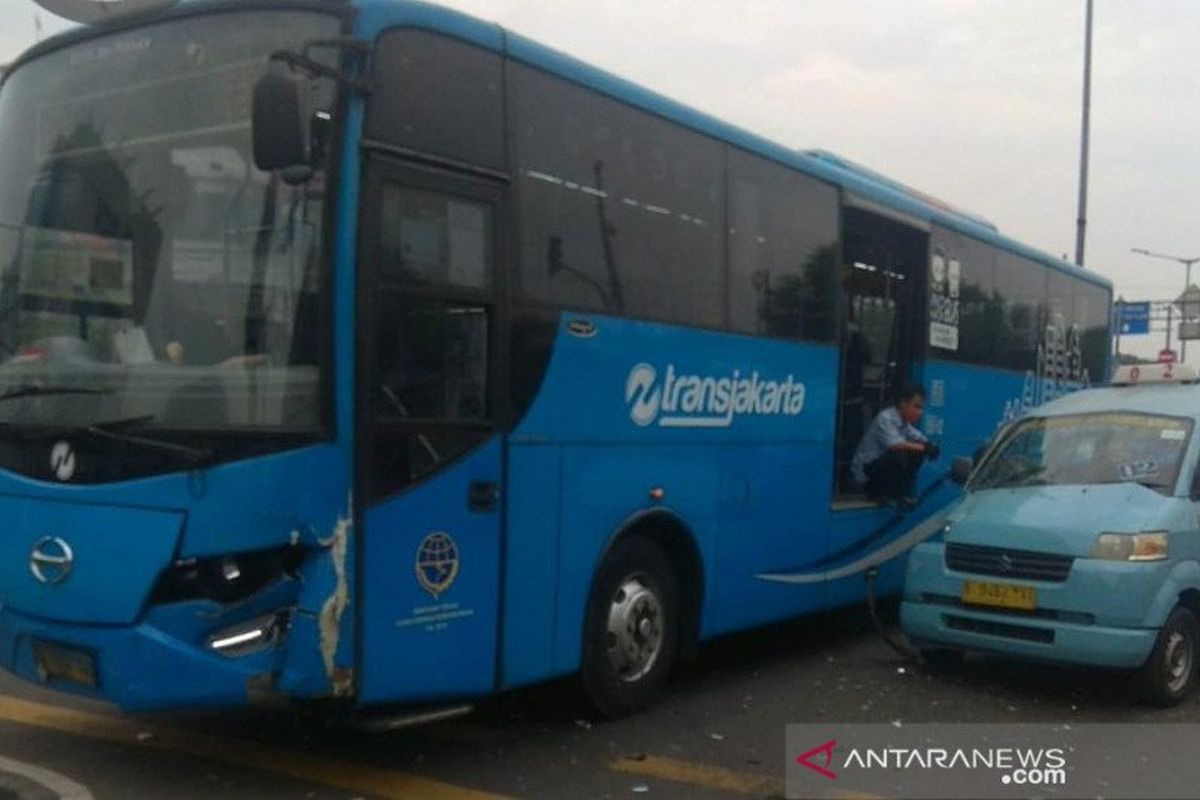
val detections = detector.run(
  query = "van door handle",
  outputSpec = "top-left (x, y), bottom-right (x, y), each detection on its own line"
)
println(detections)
top-left (468, 481), bottom-right (500, 513)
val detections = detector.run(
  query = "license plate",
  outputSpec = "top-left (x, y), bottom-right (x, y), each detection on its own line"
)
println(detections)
top-left (961, 581), bottom-right (1037, 611)
top-left (33, 640), bottom-right (97, 688)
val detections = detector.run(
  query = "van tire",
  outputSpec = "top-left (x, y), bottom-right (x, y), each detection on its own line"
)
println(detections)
top-left (1136, 605), bottom-right (1199, 707)
top-left (920, 648), bottom-right (965, 670)
top-left (581, 537), bottom-right (679, 719)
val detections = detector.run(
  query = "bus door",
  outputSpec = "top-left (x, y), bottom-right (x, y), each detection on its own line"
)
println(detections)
top-left (357, 160), bottom-right (506, 703)
top-left (833, 204), bottom-right (928, 499)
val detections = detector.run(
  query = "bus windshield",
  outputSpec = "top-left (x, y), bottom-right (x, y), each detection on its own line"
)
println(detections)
top-left (971, 412), bottom-right (1194, 495)
top-left (0, 10), bottom-right (339, 432)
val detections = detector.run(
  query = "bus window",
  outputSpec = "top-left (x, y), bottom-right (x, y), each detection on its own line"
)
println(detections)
top-left (993, 253), bottom-right (1045, 373)
top-left (512, 63), bottom-right (724, 327)
top-left (928, 225), bottom-right (997, 365)
top-left (379, 185), bottom-right (493, 290)
top-left (368, 29), bottom-right (505, 171)
top-left (727, 148), bottom-right (838, 342)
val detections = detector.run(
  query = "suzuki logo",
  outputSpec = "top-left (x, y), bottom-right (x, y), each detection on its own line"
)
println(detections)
top-left (30, 537), bottom-right (74, 586)
top-left (49, 441), bottom-right (76, 482)
top-left (997, 554), bottom-right (1015, 574)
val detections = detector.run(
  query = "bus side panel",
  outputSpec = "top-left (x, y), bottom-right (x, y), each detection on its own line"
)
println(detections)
top-left (919, 360), bottom-right (1034, 481)
top-left (707, 442), bottom-right (831, 637)
top-left (551, 445), bottom-right (720, 677)
top-left (501, 443), bottom-right (565, 688)
top-left (824, 508), bottom-right (918, 608)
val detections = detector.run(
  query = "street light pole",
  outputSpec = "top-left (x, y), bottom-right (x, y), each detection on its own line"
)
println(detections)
top-left (1131, 247), bottom-right (1200, 362)
top-left (1075, 0), bottom-right (1094, 267)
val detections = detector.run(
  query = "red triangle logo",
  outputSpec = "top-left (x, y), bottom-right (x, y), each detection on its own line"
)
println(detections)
top-left (796, 738), bottom-right (837, 780)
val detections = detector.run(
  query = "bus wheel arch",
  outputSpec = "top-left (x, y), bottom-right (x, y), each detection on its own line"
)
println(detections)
top-left (603, 511), bottom-right (704, 661)
top-left (580, 511), bottom-right (704, 717)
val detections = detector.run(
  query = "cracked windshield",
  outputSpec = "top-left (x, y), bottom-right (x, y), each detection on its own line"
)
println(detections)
top-left (0, 11), bottom-right (338, 430)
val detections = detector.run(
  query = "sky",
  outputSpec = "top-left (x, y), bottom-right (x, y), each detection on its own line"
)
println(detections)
top-left (3, 0), bottom-right (1199, 361)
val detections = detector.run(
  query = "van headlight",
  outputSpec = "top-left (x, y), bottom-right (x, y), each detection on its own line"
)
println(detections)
top-left (1092, 532), bottom-right (1169, 562)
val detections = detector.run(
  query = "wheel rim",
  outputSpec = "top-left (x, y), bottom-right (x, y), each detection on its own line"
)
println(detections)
top-left (1164, 629), bottom-right (1194, 694)
top-left (605, 575), bottom-right (665, 683)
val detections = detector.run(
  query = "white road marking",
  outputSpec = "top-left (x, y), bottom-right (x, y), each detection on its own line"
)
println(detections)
top-left (0, 754), bottom-right (94, 800)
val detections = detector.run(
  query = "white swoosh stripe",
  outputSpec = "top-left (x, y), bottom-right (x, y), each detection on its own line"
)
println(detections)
top-left (756, 510), bottom-right (951, 585)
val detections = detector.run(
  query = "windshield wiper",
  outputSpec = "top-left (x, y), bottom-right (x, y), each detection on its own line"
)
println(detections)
top-left (77, 420), bottom-right (212, 466)
top-left (0, 385), bottom-right (111, 402)
top-left (0, 415), bottom-right (212, 466)
top-left (981, 464), bottom-right (1047, 489)
top-left (1129, 479), bottom-right (1171, 492)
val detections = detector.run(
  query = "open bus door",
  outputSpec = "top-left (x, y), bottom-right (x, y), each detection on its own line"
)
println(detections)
top-left (356, 160), bottom-right (507, 704)
top-left (833, 204), bottom-right (928, 501)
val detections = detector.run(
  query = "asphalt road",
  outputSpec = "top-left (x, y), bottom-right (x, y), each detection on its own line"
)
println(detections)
top-left (2, 605), bottom-right (1198, 800)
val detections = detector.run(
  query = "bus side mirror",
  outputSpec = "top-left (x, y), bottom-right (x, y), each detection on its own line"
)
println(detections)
top-left (951, 456), bottom-right (973, 486)
top-left (253, 68), bottom-right (310, 174)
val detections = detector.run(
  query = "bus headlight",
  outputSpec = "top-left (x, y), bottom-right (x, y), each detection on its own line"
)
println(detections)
top-left (1092, 532), bottom-right (1169, 562)
top-left (208, 612), bottom-right (289, 657)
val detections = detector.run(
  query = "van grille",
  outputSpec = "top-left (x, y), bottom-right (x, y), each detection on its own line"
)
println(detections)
top-left (945, 543), bottom-right (1073, 583)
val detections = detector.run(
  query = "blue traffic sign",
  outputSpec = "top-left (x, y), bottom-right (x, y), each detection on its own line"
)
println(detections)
top-left (1115, 302), bottom-right (1151, 335)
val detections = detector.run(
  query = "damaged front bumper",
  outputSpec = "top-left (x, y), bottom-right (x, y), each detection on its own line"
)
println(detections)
top-left (0, 577), bottom-right (340, 711)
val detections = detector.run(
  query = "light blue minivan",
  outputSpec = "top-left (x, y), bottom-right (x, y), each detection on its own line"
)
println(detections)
top-left (902, 363), bottom-right (1200, 705)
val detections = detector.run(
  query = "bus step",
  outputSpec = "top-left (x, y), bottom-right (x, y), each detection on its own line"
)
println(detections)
top-left (347, 703), bottom-right (474, 732)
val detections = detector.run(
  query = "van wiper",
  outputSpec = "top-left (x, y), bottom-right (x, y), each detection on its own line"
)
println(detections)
top-left (986, 464), bottom-right (1046, 489)
top-left (0, 384), bottom-right (111, 402)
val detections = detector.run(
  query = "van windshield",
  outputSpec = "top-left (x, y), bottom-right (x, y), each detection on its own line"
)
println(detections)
top-left (972, 412), bottom-right (1193, 495)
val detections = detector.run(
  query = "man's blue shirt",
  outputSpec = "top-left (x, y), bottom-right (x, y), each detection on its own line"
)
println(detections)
top-left (851, 406), bottom-right (928, 485)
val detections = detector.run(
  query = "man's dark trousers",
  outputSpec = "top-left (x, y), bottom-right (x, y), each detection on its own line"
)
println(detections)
top-left (864, 449), bottom-right (923, 501)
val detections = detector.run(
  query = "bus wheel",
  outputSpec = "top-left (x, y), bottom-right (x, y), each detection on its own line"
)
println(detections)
top-left (1137, 605), bottom-right (1199, 707)
top-left (582, 537), bottom-right (680, 718)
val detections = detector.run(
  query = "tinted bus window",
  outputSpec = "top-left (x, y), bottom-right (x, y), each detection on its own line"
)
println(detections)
top-left (994, 252), bottom-right (1045, 372)
top-left (368, 29), bottom-right (505, 171)
top-left (1076, 282), bottom-right (1111, 381)
top-left (727, 149), bottom-right (838, 342)
top-left (928, 226), bottom-right (997, 364)
top-left (379, 185), bottom-right (493, 289)
top-left (512, 63), bottom-right (724, 327)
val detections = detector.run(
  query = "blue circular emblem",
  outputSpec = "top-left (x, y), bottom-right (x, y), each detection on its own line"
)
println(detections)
top-left (415, 532), bottom-right (460, 598)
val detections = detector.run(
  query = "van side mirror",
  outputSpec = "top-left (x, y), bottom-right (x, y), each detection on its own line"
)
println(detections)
top-left (951, 456), bottom-right (973, 486)
top-left (252, 68), bottom-right (310, 174)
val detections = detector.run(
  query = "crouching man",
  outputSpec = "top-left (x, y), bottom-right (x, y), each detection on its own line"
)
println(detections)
top-left (850, 384), bottom-right (939, 507)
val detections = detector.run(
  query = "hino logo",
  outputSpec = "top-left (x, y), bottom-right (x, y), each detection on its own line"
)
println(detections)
top-left (30, 537), bottom-right (74, 586)
top-left (49, 441), bottom-right (77, 482)
top-left (625, 362), bottom-right (806, 428)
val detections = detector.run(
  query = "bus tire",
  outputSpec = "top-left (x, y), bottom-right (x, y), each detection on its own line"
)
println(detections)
top-left (581, 536), bottom-right (680, 719)
top-left (1136, 605), bottom-right (1199, 707)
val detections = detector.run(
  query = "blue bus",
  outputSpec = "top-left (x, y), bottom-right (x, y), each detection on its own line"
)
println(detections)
top-left (0, 0), bottom-right (1111, 718)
